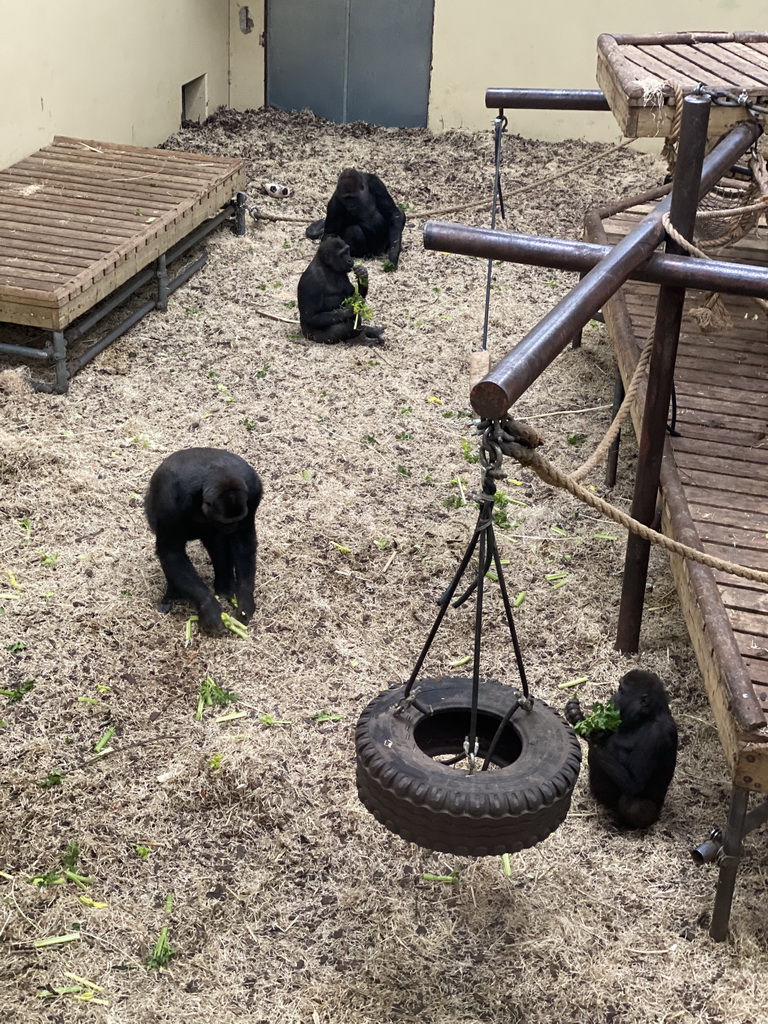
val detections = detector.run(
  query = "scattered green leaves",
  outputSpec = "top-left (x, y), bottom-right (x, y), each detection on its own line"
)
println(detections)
top-left (0, 679), bottom-right (34, 703)
top-left (459, 438), bottom-right (479, 464)
top-left (196, 677), bottom-right (239, 721)
top-left (313, 710), bottom-right (343, 724)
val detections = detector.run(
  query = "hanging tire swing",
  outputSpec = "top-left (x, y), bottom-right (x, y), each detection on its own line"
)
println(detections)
top-left (354, 419), bottom-right (582, 856)
top-left (356, 675), bottom-right (581, 856)
top-left (354, 114), bottom-right (581, 856)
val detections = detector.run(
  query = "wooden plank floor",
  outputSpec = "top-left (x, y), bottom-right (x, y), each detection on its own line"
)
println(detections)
top-left (602, 204), bottom-right (768, 724)
top-left (0, 137), bottom-right (246, 330)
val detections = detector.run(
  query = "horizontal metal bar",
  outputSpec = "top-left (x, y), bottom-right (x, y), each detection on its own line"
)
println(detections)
top-left (0, 341), bottom-right (51, 360)
top-left (424, 222), bottom-right (768, 298)
top-left (485, 88), bottom-right (611, 111)
top-left (168, 253), bottom-right (207, 294)
top-left (467, 116), bottom-right (762, 419)
top-left (67, 298), bottom-right (156, 375)
top-left (65, 265), bottom-right (156, 342)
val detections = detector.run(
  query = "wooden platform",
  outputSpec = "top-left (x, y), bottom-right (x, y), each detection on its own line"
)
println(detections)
top-left (586, 199), bottom-right (768, 793)
top-left (597, 31), bottom-right (768, 137)
top-left (0, 136), bottom-right (246, 331)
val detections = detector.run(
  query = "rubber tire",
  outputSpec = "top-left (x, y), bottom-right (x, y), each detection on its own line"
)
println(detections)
top-left (355, 676), bottom-right (582, 856)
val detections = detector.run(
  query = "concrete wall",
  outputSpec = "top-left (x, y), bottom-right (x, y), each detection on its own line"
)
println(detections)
top-left (0, 0), bottom-right (265, 167)
top-left (429, 2), bottom-right (763, 142)
top-left (0, 0), bottom-right (762, 169)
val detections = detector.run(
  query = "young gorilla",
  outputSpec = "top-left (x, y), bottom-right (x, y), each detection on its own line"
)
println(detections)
top-left (565, 669), bottom-right (678, 828)
top-left (145, 448), bottom-right (263, 636)
top-left (297, 235), bottom-right (384, 344)
top-left (306, 168), bottom-right (405, 269)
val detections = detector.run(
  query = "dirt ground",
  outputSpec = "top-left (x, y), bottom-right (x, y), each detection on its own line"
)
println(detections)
top-left (1, 107), bottom-right (767, 1024)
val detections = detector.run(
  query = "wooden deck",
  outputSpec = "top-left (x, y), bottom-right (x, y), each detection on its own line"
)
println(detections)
top-left (587, 200), bottom-right (768, 792)
top-left (597, 31), bottom-right (768, 138)
top-left (0, 136), bottom-right (246, 331)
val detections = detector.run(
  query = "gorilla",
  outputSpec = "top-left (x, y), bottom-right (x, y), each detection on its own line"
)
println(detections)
top-left (565, 669), bottom-right (678, 828)
top-left (145, 448), bottom-right (262, 636)
top-left (297, 235), bottom-right (384, 344)
top-left (306, 168), bottom-right (405, 269)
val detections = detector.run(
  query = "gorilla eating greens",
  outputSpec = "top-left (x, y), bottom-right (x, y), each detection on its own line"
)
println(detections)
top-left (297, 235), bottom-right (384, 344)
top-left (565, 669), bottom-right (678, 828)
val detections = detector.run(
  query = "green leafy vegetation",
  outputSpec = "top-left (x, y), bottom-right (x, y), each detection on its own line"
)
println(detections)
top-left (573, 701), bottom-right (621, 736)
top-left (195, 677), bottom-right (239, 721)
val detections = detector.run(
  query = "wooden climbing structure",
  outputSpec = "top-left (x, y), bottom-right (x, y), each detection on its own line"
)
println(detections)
top-left (425, 31), bottom-right (768, 942)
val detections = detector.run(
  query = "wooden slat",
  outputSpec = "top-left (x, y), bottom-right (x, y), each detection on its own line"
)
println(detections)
top-left (695, 42), bottom-right (768, 85)
top-left (0, 136), bottom-right (245, 329)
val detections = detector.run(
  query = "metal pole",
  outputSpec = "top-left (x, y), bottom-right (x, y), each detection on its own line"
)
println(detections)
top-left (605, 368), bottom-right (624, 489)
top-left (463, 117), bottom-right (762, 420)
top-left (51, 330), bottom-right (68, 394)
top-left (710, 784), bottom-right (750, 941)
top-left (616, 93), bottom-right (711, 653)
top-left (485, 88), bottom-right (611, 111)
top-left (156, 252), bottom-right (169, 312)
top-left (423, 222), bottom-right (768, 299)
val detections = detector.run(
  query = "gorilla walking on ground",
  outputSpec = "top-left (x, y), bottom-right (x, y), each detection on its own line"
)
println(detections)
top-left (297, 235), bottom-right (385, 344)
top-left (306, 168), bottom-right (405, 269)
top-left (145, 448), bottom-right (263, 636)
top-left (565, 668), bottom-right (678, 828)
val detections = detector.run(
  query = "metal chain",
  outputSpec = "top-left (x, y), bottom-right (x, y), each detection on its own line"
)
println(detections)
top-left (693, 82), bottom-right (768, 118)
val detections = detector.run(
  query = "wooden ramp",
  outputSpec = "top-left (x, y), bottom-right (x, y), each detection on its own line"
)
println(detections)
top-left (587, 200), bottom-right (768, 777)
top-left (0, 136), bottom-right (246, 390)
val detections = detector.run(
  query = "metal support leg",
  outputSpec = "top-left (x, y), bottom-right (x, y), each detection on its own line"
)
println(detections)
top-left (234, 191), bottom-right (247, 236)
top-left (616, 94), bottom-right (712, 654)
top-left (156, 253), bottom-right (168, 312)
top-left (605, 367), bottom-right (624, 488)
top-left (52, 330), bottom-right (68, 394)
top-left (710, 785), bottom-right (750, 941)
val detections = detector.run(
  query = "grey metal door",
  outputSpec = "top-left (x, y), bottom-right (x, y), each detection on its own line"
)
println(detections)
top-left (266, 0), bottom-right (434, 128)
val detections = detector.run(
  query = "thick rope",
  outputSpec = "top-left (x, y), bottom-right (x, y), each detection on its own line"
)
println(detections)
top-left (410, 139), bottom-right (637, 220)
top-left (660, 80), bottom-right (685, 174)
top-left (500, 431), bottom-right (768, 586)
top-left (662, 211), bottom-right (768, 322)
top-left (568, 332), bottom-right (653, 482)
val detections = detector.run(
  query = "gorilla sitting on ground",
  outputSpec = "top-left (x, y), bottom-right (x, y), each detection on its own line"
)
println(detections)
top-left (565, 668), bottom-right (678, 828)
top-left (306, 168), bottom-right (405, 269)
top-left (297, 235), bottom-right (385, 344)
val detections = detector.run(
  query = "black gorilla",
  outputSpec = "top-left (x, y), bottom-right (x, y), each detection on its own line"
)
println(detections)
top-left (565, 669), bottom-right (678, 828)
top-left (145, 448), bottom-right (262, 636)
top-left (297, 235), bottom-right (384, 344)
top-left (306, 168), bottom-right (405, 269)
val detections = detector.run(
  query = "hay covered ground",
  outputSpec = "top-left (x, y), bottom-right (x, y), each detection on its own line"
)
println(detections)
top-left (1, 108), bottom-right (767, 1024)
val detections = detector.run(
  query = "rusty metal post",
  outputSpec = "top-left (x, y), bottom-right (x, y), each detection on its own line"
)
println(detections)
top-left (605, 368), bottom-right (624, 489)
top-left (615, 93), bottom-right (712, 653)
top-left (710, 785), bottom-right (749, 941)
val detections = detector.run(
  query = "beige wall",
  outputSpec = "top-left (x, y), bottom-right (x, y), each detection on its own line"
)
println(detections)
top-left (429, 2), bottom-right (763, 143)
top-left (0, 1), bottom-right (763, 169)
top-left (0, 0), bottom-right (264, 167)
